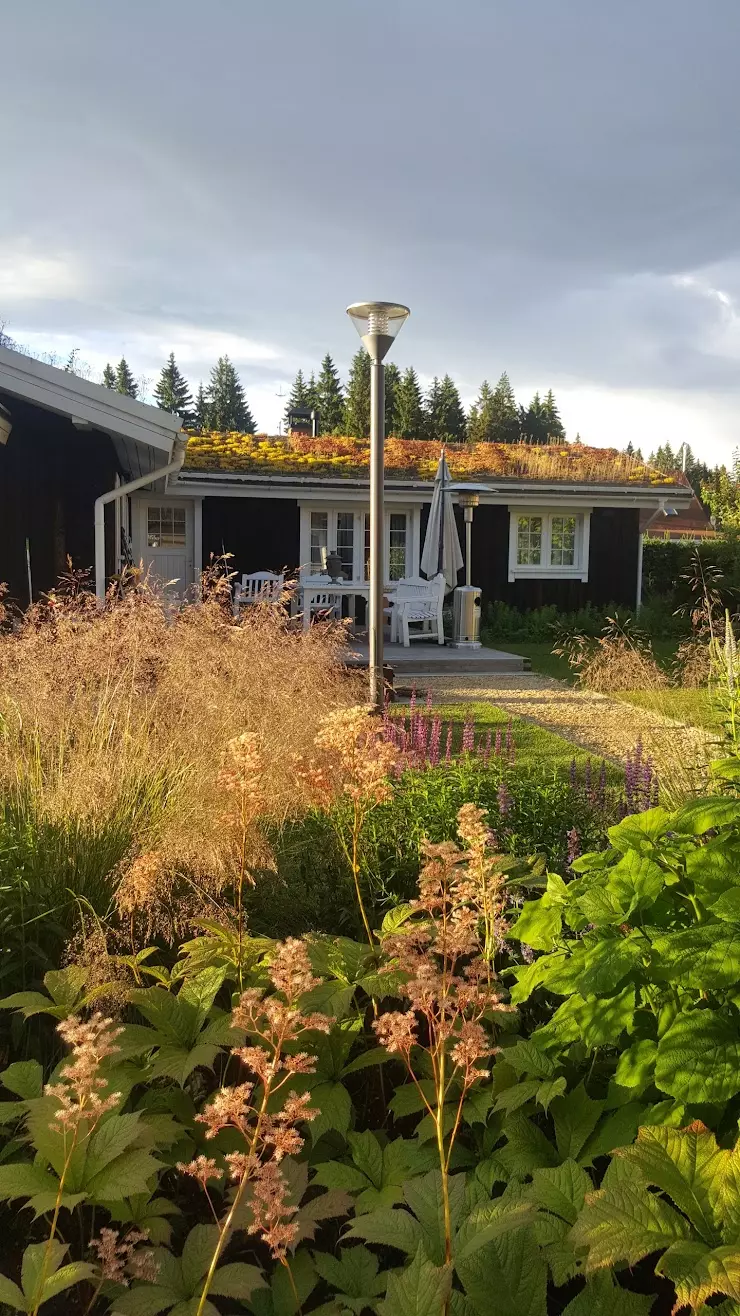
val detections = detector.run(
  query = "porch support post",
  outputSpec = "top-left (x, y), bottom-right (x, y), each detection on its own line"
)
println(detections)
top-left (94, 437), bottom-right (187, 599)
top-left (369, 357), bottom-right (385, 711)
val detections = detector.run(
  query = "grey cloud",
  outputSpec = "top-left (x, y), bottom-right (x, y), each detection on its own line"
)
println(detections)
top-left (4, 0), bottom-right (740, 432)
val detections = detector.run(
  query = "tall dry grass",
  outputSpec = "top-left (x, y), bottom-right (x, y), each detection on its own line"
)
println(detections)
top-left (0, 574), bottom-right (361, 986)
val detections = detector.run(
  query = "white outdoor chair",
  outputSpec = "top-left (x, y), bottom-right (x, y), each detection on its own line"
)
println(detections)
top-left (390, 573), bottom-right (446, 646)
top-left (301, 574), bottom-right (342, 631)
top-left (233, 571), bottom-right (285, 616)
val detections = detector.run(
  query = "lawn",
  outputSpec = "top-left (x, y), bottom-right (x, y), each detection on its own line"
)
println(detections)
top-left (485, 637), bottom-right (684, 683)
top-left (614, 687), bottom-right (720, 731)
top-left (423, 699), bottom-right (620, 776)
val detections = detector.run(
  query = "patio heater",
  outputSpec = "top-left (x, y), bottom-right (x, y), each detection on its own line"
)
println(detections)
top-left (447, 484), bottom-right (495, 649)
top-left (347, 301), bottom-right (410, 710)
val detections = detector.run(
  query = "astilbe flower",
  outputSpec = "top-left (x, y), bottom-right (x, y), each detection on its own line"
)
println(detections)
top-left (45, 1013), bottom-right (124, 1133)
top-left (177, 937), bottom-right (328, 1286)
top-left (90, 1227), bottom-right (158, 1287)
top-left (373, 807), bottom-right (515, 1264)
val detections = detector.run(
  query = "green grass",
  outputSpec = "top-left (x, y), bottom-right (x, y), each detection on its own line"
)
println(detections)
top-left (614, 688), bottom-right (720, 732)
top-left (394, 701), bottom-right (621, 777)
top-left (483, 638), bottom-right (683, 683)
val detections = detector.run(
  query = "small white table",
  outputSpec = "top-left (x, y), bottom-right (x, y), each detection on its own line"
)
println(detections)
top-left (300, 580), bottom-right (401, 632)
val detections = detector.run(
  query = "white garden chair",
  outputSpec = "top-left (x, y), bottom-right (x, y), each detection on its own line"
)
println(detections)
top-left (233, 571), bottom-right (285, 616)
top-left (300, 574), bottom-right (342, 631)
top-left (389, 573), bottom-right (446, 646)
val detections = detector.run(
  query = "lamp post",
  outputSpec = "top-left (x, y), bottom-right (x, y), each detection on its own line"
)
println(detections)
top-left (347, 301), bottom-right (410, 710)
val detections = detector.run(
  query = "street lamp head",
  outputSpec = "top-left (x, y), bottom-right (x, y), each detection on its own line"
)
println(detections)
top-left (347, 301), bottom-right (410, 362)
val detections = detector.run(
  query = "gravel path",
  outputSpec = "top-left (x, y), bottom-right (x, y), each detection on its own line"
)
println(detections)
top-left (411, 672), bottom-right (712, 789)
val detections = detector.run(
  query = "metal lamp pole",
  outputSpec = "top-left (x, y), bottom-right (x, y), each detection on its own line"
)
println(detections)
top-left (347, 302), bottom-right (410, 710)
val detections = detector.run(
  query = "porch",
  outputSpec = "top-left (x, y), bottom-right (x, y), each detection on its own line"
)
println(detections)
top-left (343, 639), bottom-right (528, 675)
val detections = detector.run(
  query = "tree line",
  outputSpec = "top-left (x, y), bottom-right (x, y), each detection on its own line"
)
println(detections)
top-left (285, 352), bottom-right (566, 444)
top-left (101, 348), bottom-right (567, 444)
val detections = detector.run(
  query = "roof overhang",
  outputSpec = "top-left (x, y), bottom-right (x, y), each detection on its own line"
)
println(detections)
top-left (0, 344), bottom-right (184, 478)
top-left (174, 467), bottom-right (694, 510)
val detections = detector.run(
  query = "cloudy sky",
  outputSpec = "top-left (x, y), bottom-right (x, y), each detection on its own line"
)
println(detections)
top-left (3, 0), bottom-right (740, 459)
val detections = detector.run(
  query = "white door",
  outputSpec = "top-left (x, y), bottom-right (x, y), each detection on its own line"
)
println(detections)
top-left (135, 498), bottom-right (194, 593)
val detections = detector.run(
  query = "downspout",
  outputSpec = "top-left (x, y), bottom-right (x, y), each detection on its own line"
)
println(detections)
top-left (94, 434), bottom-right (187, 599)
top-left (636, 499), bottom-right (666, 613)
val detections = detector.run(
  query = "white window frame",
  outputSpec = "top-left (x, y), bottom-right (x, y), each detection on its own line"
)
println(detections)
top-left (299, 505), bottom-right (420, 584)
top-left (508, 508), bottom-right (590, 582)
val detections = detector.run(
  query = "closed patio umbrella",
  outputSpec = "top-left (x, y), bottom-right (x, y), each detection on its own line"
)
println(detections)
top-left (420, 450), bottom-right (464, 590)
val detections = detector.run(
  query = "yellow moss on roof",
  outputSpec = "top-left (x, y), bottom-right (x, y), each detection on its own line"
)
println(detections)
top-left (183, 432), bottom-right (688, 487)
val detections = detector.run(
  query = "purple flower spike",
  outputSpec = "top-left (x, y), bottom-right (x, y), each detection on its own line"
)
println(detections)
top-left (569, 758), bottom-right (577, 788)
top-left (462, 716), bottom-right (475, 754)
top-left (445, 724), bottom-right (453, 763)
top-left (566, 827), bottom-right (580, 866)
top-left (484, 730), bottom-right (492, 766)
top-left (429, 715), bottom-right (442, 766)
top-left (497, 781), bottom-right (512, 816)
top-left (495, 728), bottom-right (502, 757)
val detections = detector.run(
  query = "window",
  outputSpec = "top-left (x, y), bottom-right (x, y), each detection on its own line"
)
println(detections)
top-left (303, 507), bottom-right (413, 582)
top-left (516, 516), bottom-right (543, 565)
top-left (364, 512), bottom-right (408, 580)
top-left (550, 515), bottom-right (576, 567)
top-left (147, 505), bottom-right (186, 548)
top-left (310, 511), bottom-right (328, 571)
top-left (509, 510), bottom-right (589, 581)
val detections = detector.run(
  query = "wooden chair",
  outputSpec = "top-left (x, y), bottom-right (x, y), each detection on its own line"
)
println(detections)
top-left (233, 571), bottom-right (285, 616)
top-left (390, 573), bottom-right (446, 646)
top-left (300, 574), bottom-right (342, 631)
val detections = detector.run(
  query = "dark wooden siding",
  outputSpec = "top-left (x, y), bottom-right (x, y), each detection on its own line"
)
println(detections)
top-left (201, 496), bottom-right (300, 576)
top-left (459, 504), bottom-right (640, 610)
top-left (0, 395), bottom-right (119, 605)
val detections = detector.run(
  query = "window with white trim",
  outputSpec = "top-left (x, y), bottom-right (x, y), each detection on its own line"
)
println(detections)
top-left (509, 510), bottom-right (590, 581)
top-left (303, 507), bottom-right (413, 581)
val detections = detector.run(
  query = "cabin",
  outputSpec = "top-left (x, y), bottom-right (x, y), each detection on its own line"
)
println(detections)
top-left (0, 345), bottom-right (693, 611)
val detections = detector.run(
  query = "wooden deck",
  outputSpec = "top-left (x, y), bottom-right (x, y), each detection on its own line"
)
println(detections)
top-left (343, 641), bottom-right (527, 675)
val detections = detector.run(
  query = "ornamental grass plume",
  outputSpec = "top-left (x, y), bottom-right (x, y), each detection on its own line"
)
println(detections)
top-left (177, 937), bottom-right (330, 1315)
top-left (374, 806), bottom-right (515, 1266)
top-left (298, 706), bottom-right (399, 946)
top-left (0, 573), bottom-right (361, 963)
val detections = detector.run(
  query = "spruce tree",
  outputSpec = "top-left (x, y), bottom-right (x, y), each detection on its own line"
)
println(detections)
top-left (305, 372), bottom-right (320, 416)
top-left (115, 358), bottom-right (138, 398)
top-left (467, 381), bottom-right (496, 443)
top-left (207, 356), bottom-right (255, 431)
top-left (102, 363), bottom-right (116, 389)
top-left (316, 354), bottom-right (345, 433)
top-left (154, 352), bottom-right (194, 425)
top-left (284, 369), bottom-right (309, 429)
top-left (488, 372), bottom-right (520, 444)
top-left (384, 362), bottom-right (401, 435)
top-left (424, 377), bottom-right (443, 442)
top-left (541, 388), bottom-right (566, 441)
top-left (343, 349), bottom-right (371, 437)
top-left (394, 366), bottom-right (425, 439)
top-left (436, 375), bottom-right (467, 443)
top-left (518, 392), bottom-right (550, 445)
top-left (194, 383), bottom-right (210, 431)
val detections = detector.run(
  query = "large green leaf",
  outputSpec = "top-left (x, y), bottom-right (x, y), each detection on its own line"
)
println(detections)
top-left (377, 1244), bottom-right (451, 1316)
top-left (0, 1273), bottom-right (24, 1311)
top-left (657, 1239), bottom-right (740, 1310)
top-left (601, 850), bottom-right (665, 918)
top-left (551, 1085), bottom-right (603, 1163)
top-left (498, 1114), bottom-right (559, 1179)
top-left (569, 1181), bottom-right (691, 1271)
top-left (309, 1081), bottom-right (352, 1141)
top-left (652, 925), bottom-right (740, 992)
top-left (656, 1010), bottom-right (740, 1104)
top-left (576, 987), bottom-right (635, 1048)
top-left (456, 1226), bottom-right (547, 1316)
top-left (574, 936), bottom-right (644, 998)
top-left (528, 1160), bottom-right (592, 1226)
top-left (672, 797), bottom-right (740, 835)
top-left (578, 1104), bottom-right (644, 1168)
top-left (454, 1200), bottom-right (536, 1260)
top-left (313, 1246), bottom-right (386, 1312)
top-left (560, 1270), bottom-right (654, 1315)
top-left (345, 1207), bottom-right (424, 1257)
top-left (613, 1123), bottom-right (727, 1246)
top-left (0, 1062), bottom-right (43, 1100)
top-left (402, 1170), bottom-right (466, 1265)
top-left (607, 808), bottom-right (671, 853)
top-left (611, 1039), bottom-right (658, 1099)
top-left (509, 897), bottom-right (562, 952)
